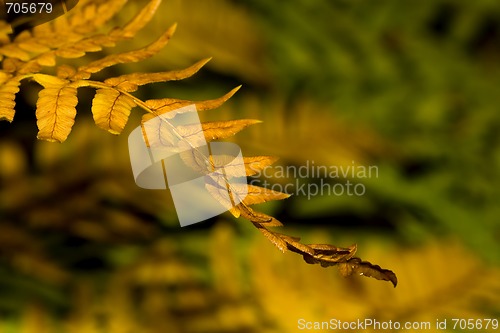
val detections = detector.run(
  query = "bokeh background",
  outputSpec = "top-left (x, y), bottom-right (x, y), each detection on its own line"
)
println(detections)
top-left (1, 0), bottom-right (499, 332)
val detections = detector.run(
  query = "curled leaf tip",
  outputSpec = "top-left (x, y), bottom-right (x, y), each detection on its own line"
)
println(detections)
top-left (168, 23), bottom-right (178, 34)
top-left (219, 85), bottom-right (242, 102)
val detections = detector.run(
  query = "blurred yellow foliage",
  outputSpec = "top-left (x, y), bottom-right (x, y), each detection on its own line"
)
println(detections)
top-left (1, 222), bottom-right (498, 332)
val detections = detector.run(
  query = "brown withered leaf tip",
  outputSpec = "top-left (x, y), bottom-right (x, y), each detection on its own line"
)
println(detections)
top-left (0, 0), bottom-right (397, 286)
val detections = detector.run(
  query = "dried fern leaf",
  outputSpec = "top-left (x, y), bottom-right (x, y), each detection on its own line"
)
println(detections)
top-left (287, 237), bottom-right (357, 264)
top-left (144, 86), bottom-right (241, 114)
top-left (243, 156), bottom-right (279, 176)
top-left (75, 0), bottom-right (128, 33)
top-left (77, 24), bottom-right (177, 75)
top-left (168, 119), bottom-right (261, 145)
top-left (256, 226), bottom-right (288, 253)
top-left (279, 234), bottom-right (315, 256)
top-left (34, 0), bottom-right (127, 37)
top-left (33, 74), bottom-right (78, 142)
top-left (55, 34), bottom-right (112, 59)
top-left (237, 204), bottom-right (283, 227)
top-left (203, 155), bottom-right (277, 180)
top-left (140, 117), bottom-right (180, 149)
top-left (308, 243), bottom-right (357, 262)
top-left (250, 219), bottom-right (284, 228)
top-left (0, 74), bottom-right (21, 122)
top-left (236, 195), bottom-right (397, 286)
top-left (91, 89), bottom-right (137, 134)
top-left (242, 185), bottom-right (290, 206)
top-left (139, 100), bottom-right (252, 152)
top-left (111, 0), bottom-right (162, 38)
top-left (204, 174), bottom-right (247, 211)
top-left (104, 58), bottom-right (211, 92)
top-left (139, 87), bottom-right (244, 149)
top-left (0, 0), bottom-right (165, 80)
top-left (55, 0), bottom-right (161, 60)
top-left (204, 176), bottom-right (288, 218)
top-left (177, 149), bottom-right (212, 175)
top-left (201, 119), bottom-right (262, 141)
top-left (338, 258), bottom-right (398, 285)
top-left (10, 0), bottom-right (127, 59)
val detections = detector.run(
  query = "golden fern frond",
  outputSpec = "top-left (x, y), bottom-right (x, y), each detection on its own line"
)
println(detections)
top-left (91, 89), bottom-right (137, 134)
top-left (104, 57), bottom-right (211, 92)
top-left (0, 0), bottom-right (162, 133)
top-left (75, 23), bottom-right (175, 77)
top-left (0, 0), bottom-right (397, 286)
top-left (6, 0), bottom-right (153, 61)
top-left (143, 86), bottom-right (241, 114)
top-left (141, 98), bottom-right (397, 284)
top-left (0, 71), bottom-right (20, 122)
top-left (144, 119), bottom-right (262, 149)
top-left (32, 0), bottom-right (128, 36)
top-left (32, 74), bottom-right (79, 142)
top-left (200, 119), bottom-right (262, 141)
top-left (242, 185), bottom-right (290, 206)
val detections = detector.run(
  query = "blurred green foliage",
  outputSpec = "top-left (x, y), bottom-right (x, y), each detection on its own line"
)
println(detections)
top-left (235, 0), bottom-right (500, 263)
